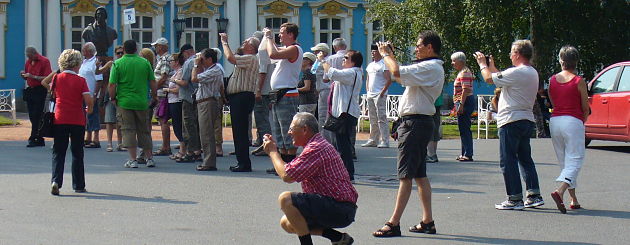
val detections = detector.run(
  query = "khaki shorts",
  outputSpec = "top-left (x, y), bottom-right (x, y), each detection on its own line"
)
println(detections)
top-left (118, 107), bottom-right (153, 149)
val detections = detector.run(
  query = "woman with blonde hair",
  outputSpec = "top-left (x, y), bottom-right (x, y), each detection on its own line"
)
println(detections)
top-left (548, 45), bottom-right (590, 213)
top-left (42, 49), bottom-right (93, 195)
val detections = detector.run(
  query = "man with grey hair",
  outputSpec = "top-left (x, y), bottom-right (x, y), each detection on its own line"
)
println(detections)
top-left (151, 37), bottom-right (173, 156)
top-left (325, 38), bottom-right (357, 158)
top-left (474, 40), bottom-right (544, 210)
top-left (262, 112), bottom-right (358, 245)
top-left (80, 42), bottom-right (104, 148)
top-left (21, 46), bottom-right (52, 147)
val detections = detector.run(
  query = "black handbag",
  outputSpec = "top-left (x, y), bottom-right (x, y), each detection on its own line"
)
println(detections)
top-left (323, 71), bottom-right (358, 133)
top-left (38, 75), bottom-right (57, 138)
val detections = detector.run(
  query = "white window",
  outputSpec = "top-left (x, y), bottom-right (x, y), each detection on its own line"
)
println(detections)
top-left (130, 16), bottom-right (154, 49)
top-left (372, 20), bottom-right (384, 42)
top-left (318, 18), bottom-right (342, 44)
top-left (183, 17), bottom-right (211, 52)
top-left (70, 15), bottom-right (95, 51)
top-left (265, 17), bottom-right (288, 44)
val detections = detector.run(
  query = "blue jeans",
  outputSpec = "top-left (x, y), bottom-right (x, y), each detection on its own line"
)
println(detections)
top-left (499, 120), bottom-right (540, 200)
top-left (457, 95), bottom-right (475, 157)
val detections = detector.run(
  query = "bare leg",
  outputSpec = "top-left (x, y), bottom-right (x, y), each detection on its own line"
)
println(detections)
top-left (555, 182), bottom-right (570, 199)
top-left (93, 130), bottom-right (100, 144)
top-left (568, 188), bottom-right (579, 206)
top-left (116, 125), bottom-right (122, 146)
top-left (416, 177), bottom-right (433, 224)
top-left (106, 123), bottom-right (114, 147)
top-left (85, 131), bottom-right (92, 143)
top-left (385, 178), bottom-right (413, 226)
top-left (160, 121), bottom-right (170, 151)
top-left (427, 141), bottom-right (438, 157)
top-left (278, 191), bottom-right (309, 236)
top-left (128, 147), bottom-right (137, 160)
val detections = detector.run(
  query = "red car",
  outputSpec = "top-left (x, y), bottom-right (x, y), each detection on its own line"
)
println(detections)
top-left (585, 61), bottom-right (630, 146)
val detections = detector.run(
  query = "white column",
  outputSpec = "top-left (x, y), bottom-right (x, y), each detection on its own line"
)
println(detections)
top-left (0, 3), bottom-right (7, 77)
top-left (46, 0), bottom-right (62, 71)
top-left (114, 0), bottom-right (119, 46)
top-left (224, 0), bottom-right (240, 77)
top-left (242, 0), bottom-right (257, 38)
top-left (25, 0), bottom-right (43, 52)
top-left (170, 0), bottom-right (174, 53)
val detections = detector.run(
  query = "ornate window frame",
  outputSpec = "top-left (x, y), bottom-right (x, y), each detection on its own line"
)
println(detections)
top-left (119, 0), bottom-right (167, 46)
top-left (256, 0), bottom-right (300, 31)
top-left (0, 0), bottom-right (8, 78)
top-left (310, 0), bottom-right (358, 49)
top-left (175, 0), bottom-right (222, 51)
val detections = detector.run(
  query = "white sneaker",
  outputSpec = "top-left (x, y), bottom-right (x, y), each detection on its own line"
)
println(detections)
top-left (124, 160), bottom-right (138, 168)
top-left (377, 142), bottom-right (389, 148)
top-left (361, 141), bottom-right (377, 147)
top-left (146, 158), bottom-right (156, 168)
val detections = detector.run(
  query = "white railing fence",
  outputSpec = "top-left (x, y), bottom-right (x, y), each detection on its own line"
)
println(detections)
top-left (0, 89), bottom-right (17, 126)
top-left (477, 94), bottom-right (494, 139)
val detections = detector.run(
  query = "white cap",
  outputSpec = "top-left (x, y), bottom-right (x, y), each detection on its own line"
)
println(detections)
top-left (151, 37), bottom-right (168, 46)
top-left (310, 43), bottom-right (330, 54)
top-left (303, 52), bottom-right (317, 63)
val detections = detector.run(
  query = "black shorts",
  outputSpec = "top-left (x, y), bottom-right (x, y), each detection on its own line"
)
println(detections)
top-left (397, 115), bottom-right (434, 179)
top-left (291, 193), bottom-right (357, 230)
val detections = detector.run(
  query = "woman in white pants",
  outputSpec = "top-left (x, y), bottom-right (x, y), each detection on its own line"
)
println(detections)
top-left (548, 45), bottom-right (590, 213)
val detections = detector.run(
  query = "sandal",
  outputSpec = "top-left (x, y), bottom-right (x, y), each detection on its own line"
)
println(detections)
top-left (550, 191), bottom-right (567, 214)
top-left (85, 142), bottom-right (101, 148)
top-left (570, 204), bottom-right (582, 210)
top-left (409, 221), bottom-right (436, 234)
top-left (116, 145), bottom-right (127, 151)
top-left (169, 152), bottom-right (184, 160)
top-left (458, 156), bottom-right (473, 162)
top-left (106, 145), bottom-right (113, 152)
top-left (176, 154), bottom-right (195, 163)
top-left (372, 222), bottom-right (401, 237)
top-left (194, 153), bottom-right (203, 162)
top-left (153, 148), bottom-right (172, 156)
top-left (196, 165), bottom-right (217, 171)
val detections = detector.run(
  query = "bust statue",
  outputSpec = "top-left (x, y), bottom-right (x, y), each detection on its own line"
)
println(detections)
top-left (82, 7), bottom-right (118, 57)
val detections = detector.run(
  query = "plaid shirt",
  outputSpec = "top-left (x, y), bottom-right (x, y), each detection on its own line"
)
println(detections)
top-left (285, 133), bottom-right (358, 203)
top-left (155, 53), bottom-right (172, 97)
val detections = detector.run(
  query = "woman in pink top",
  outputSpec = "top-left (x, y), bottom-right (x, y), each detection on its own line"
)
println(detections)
top-left (548, 45), bottom-right (590, 213)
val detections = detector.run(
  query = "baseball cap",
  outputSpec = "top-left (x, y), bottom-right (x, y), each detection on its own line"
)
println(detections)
top-left (151, 37), bottom-right (168, 46)
top-left (180, 44), bottom-right (194, 52)
top-left (310, 43), bottom-right (330, 54)
top-left (303, 52), bottom-right (317, 63)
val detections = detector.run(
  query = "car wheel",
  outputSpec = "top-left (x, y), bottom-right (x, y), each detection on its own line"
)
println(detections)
top-left (585, 138), bottom-right (592, 147)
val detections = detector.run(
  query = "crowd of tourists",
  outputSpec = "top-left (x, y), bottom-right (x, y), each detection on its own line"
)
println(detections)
top-left (20, 22), bottom-right (589, 244)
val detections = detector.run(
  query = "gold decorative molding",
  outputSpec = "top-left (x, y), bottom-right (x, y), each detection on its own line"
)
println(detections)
top-left (67, 0), bottom-right (99, 14)
top-left (319, 1), bottom-right (345, 16)
top-left (131, 0), bottom-right (159, 15)
top-left (178, 0), bottom-right (215, 16)
top-left (0, 3), bottom-right (7, 13)
top-left (265, 1), bottom-right (292, 15)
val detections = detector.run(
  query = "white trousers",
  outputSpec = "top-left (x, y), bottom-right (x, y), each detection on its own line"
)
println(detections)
top-left (550, 116), bottom-right (585, 188)
top-left (366, 95), bottom-right (389, 144)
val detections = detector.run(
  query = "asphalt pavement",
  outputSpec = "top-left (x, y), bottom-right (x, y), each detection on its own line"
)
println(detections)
top-left (1, 138), bottom-right (629, 244)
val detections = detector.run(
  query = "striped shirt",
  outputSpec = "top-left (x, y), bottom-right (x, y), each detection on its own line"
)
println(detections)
top-left (226, 54), bottom-right (259, 95)
top-left (285, 133), bottom-right (358, 203)
top-left (453, 68), bottom-right (474, 102)
top-left (196, 64), bottom-right (224, 101)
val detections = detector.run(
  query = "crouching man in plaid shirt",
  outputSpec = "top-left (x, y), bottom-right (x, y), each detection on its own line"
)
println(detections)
top-left (263, 112), bottom-right (358, 245)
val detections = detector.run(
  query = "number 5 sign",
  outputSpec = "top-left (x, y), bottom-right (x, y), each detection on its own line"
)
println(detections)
top-left (123, 8), bottom-right (136, 25)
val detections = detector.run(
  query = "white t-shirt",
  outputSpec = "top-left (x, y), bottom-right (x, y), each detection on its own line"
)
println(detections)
top-left (398, 59), bottom-right (445, 116)
top-left (78, 56), bottom-right (103, 96)
top-left (491, 65), bottom-right (539, 128)
top-left (365, 59), bottom-right (389, 97)
top-left (269, 44), bottom-right (303, 92)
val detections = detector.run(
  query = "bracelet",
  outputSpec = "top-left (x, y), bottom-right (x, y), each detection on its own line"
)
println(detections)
top-left (480, 66), bottom-right (488, 70)
top-left (382, 54), bottom-right (391, 57)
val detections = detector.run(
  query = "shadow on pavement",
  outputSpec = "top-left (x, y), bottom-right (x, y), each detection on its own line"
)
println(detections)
top-left (59, 191), bottom-right (198, 205)
top-left (408, 234), bottom-right (598, 245)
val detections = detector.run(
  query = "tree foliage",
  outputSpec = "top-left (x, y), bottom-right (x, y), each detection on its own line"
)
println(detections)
top-left (367, 0), bottom-right (630, 81)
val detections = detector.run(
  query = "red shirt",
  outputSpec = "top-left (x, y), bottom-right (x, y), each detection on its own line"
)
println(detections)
top-left (549, 75), bottom-right (585, 122)
top-left (24, 54), bottom-right (53, 88)
top-left (285, 133), bottom-right (358, 203)
top-left (51, 71), bottom-right (90, 126)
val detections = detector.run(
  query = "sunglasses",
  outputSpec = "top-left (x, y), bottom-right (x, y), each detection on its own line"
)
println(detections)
top-left (343, 56), bottom-right (350, 60)
top-left (116, 52), bottom-right (124, 55)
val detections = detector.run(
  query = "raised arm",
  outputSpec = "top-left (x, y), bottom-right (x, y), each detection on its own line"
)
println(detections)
top-left (474, 52), bottom-right (499, 84)
top-left (220, 33), bottom-right (237, 65)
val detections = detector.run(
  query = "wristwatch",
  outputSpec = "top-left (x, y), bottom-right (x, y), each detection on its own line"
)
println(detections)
top-left (194, 64), bottom-right (199, 68)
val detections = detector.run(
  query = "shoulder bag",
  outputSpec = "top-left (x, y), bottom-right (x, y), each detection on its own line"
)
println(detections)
top-left (38, 74), bottom-right (57, 138)
top-left (323, 70), bottom-right (358, 133)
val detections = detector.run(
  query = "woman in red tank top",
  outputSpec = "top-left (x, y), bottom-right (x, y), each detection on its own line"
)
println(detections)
top-left (548, 45), bottom-right (590, 214)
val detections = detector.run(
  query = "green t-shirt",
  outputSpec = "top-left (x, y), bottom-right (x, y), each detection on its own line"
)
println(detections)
top-left (109, 54), bottom-right (155, 110)
top-left (434, 92), bottom-right (443, 107)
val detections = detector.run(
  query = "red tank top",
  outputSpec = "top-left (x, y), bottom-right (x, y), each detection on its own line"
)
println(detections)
top-left (549, 74), bottom-right (584, 121)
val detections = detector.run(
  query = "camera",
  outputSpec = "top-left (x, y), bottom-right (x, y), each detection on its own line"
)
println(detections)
top-left (485, 55), bottom-right (492, 65)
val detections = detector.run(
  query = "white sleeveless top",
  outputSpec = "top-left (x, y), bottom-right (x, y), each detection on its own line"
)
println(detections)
top-left (270, 44), bottom-right (303, 92)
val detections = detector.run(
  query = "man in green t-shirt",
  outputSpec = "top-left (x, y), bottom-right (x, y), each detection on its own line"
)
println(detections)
top-left (108, 40), bottom-right (157, 168)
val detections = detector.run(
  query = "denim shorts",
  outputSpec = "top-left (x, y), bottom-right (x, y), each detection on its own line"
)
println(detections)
top-left (104, 101), bottom-right (117, 123)
top-left (86, 103), bottom-right (100, 131)
top-left (271, 96), bottom-right (299, 149)
top-left (291, 192), bottom-right (357, 230)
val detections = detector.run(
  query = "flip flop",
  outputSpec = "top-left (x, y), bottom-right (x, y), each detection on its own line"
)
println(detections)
top-left (551, 191), bottom-right (567, 214)
top-left (570, 204), bottom-right (582, 209)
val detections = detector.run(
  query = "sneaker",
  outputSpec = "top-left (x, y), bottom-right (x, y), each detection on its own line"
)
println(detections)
top-left (361, 141), bottom-right (377, 147)
top-left (495, 200), bottom-right (524, 210)
top-left (51, 182), bottom-right (59, 196)
top-left (332, 233), bottom-right (354, 245)
top-left (146, 158), bottom-right (156, 168)
top-left (377, 142), bottom-right (389, 148)
top-left (74, 189), bottom-right (87, 193)
top-left (124, 160), bottom-right (138, 168)
top-left (426, 155), bottom-right (439, 163)
top-left (136, 156), bottom-right (147, 164)
top-left (524, 195), bottom-right (544, 208)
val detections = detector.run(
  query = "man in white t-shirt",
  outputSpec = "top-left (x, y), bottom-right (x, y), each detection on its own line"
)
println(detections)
top-left (475, 40), bottom-right (544, 211)
top-left (79, 42), bottom-right (103, 148)
top-left (362, 44), bottom-right (392, 148)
